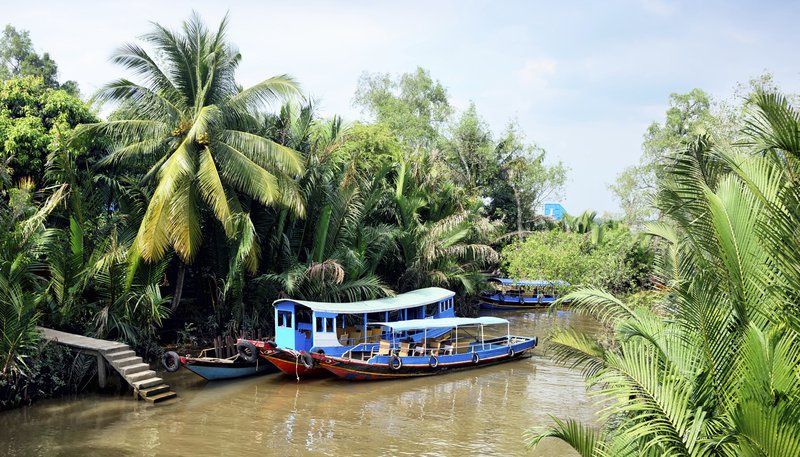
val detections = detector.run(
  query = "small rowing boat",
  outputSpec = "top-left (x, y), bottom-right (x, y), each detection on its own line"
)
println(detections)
top-left (161, 344), bottom-right (278, 381)
top-left (313, 316), bottom-right (538, 381)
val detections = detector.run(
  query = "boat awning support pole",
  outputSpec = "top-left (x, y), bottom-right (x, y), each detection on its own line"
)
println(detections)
top-left (481, 325), bottom-right (485, 351)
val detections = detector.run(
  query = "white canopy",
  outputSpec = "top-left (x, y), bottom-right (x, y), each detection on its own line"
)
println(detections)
top-left (375, 316), bottom-right (509, 332)
top-left (274, 287), bottom-right (455, 314)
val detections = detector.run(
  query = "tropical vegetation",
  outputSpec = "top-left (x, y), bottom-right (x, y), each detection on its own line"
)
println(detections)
top-left (529, 88), bottom-right (800, 455)
top-left (0, 14), bottom-right (573, 408)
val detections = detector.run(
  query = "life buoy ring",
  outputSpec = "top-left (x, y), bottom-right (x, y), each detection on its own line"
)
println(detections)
top-left (508, 347), bottom-right (515, 357)
top-left (236, 340), bottom-right (259, 363)
top-left (389, 355), bottom-right (402, 370)
top-left (472, 352), bottom-right (480, 364)
top-left (161, 351), bottom-right (181, 372)
top-left (300, 352), bottom-right (315, 369)
top-left (429, 355), bottom-right (439, 368)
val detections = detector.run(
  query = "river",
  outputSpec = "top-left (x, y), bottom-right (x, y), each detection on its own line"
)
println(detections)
top-left (0, 308), bottom-right (598, 456)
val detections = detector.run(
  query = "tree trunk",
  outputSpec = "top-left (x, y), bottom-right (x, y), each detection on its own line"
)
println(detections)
top-left (513, 186), bottom-right (523, 240)
top-left (170, 262), bottom-right (186, 312)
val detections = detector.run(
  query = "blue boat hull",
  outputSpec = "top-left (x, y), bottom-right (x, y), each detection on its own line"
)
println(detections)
top-left (317, 336), bottom-right (537, 381)
top-left (479, 294), bottom-right (558, 309)
top-left (184, 359), bottom-right (278, 381)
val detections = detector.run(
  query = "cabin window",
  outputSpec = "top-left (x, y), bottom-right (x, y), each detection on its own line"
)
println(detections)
top-left (439, 299), bottom-right (453, 312)
top-left (324, 317), bottom-right (335, 333)
top-left (277, 310), bottom-right (292, 328)
top-left (315, 317), bottom-right (324, 333)
top-left (425, 303), bottom-right (438, 317)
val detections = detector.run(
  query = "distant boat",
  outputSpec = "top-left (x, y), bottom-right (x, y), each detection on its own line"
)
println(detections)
top-left (479, 278), bottom-right (570, 310)
top-left (239, 288), bottom-right (458, 379)
top-left (313, 316), bottom-right (538, 381)
top-left (161, 346), bottom-right (278, 381)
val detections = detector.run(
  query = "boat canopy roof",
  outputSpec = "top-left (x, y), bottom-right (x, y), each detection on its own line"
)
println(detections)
top-left (376, 316), bottom-right (509, 332)
top-left (490, 278), bottom-right (570, 287)
top-left (273, 287), bottom-right (455, 314)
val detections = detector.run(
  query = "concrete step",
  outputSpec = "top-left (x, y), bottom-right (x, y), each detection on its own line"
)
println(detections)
top-left (127, 370), bottom-right (157, 383)
top-left (112, 356), bottom-right (143, 367)
top-left (120, 363), bottom-right (150, 376)
top-left (104, 344), bottom-right (129, 353)
top-left (104, 345), bottom-right (131, 355)
top-left (144, 391), bottom-right (177, 404)
top-left (138, 384), bottom-right (171, 398)
top-left (106, 350), bottom-right (135, 361)
top-left (132, 377), bottom-right (163, 390)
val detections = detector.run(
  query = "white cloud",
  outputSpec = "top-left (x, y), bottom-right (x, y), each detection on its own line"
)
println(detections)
top-left (517, 58), bottom-right (557, 85)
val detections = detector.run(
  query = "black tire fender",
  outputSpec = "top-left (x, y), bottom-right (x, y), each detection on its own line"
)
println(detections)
top-left (237, 340), bottom-right (259, 363)
top-left (472, 352), bottom-right (480, 364)
top-left (508, 347), bottom-right (515, 357)
top-left (300, 352), bottom-right (315, 369)
top-left (429, 355), bottom-right (439, 368)
top-left (389, 355), bottom-right (403, 370)
top-left (161, 351), bottom-right (181, 372)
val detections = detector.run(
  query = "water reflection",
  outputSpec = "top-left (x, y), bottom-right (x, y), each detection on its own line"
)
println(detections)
top-left (0, 308), bottom-right (597, 456)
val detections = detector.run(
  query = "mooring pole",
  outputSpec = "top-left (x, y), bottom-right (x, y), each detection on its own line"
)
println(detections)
top-left (97, 353), bottom-right (107, 388)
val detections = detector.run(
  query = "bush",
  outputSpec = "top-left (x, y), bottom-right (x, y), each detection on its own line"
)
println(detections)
top-left (501, 226), bottom-right (653, 294)
top-left (0, 343), bottom-right (94, 411)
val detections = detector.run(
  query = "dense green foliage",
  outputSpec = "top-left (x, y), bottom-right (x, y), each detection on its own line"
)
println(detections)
top-left (0, 14), bottom-right (572, 405)
top-left (529, 89), bottom-right (800, 456)
top-left (0, 25), bottom-right (78, 94)
top-left (502, 212), bottom-right (652, 294)
top-left (0, 76), bottom-right (96, 182)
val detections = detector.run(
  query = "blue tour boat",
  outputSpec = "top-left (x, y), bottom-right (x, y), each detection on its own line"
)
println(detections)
top-left (314, 316), bottom-right (538, 380)
top-left (240, 287), bottom-right (458, 378)
top-left (479, 278), bottom-right (569, 310)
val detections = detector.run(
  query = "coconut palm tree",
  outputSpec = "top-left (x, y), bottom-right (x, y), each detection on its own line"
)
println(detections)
top-left (528, 92), bottom-right (800, 456)
top-left (80, 13), bottom-right (305, 302)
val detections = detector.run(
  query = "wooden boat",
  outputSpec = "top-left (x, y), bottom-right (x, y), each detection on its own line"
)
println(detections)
top-left (479, 278), bottom-right (569, 310)
top-left (238, 287), bottom-right (458, 379)
top-left (161, 346), bottom-right (278, 381)
top-left (313, 317), bottom-right (538, 381)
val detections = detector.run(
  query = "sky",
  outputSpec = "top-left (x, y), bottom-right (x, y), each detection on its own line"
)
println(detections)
top-left (3, 0), bottom-right (800, 215)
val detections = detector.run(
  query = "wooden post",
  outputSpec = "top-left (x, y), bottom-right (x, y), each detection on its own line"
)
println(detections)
top-left (97, 353), bottom-right (107, 388)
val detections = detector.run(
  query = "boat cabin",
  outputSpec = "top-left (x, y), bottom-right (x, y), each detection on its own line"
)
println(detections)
top-left (274, 287), bottom-right (456, 356)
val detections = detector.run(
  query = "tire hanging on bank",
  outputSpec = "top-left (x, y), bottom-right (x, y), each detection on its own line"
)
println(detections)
top-left (161, 351), bottom-right (181, 372)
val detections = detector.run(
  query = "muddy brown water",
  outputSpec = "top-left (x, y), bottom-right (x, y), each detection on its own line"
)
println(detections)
top-left (0, 309), bottom-right (599, 456)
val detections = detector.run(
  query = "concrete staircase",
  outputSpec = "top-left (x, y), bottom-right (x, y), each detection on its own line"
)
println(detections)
top-left (38, 327), bottom-right (176, 404)
top-left (104, 346), bottom-right (177, 403)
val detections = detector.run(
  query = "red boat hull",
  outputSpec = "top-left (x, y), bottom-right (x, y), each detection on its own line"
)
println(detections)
top-left (262, 350), bottom-right (329, 378)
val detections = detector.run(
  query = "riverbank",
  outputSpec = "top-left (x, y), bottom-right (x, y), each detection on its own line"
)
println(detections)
top-left (0, 308), bottom-right (597, 456)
